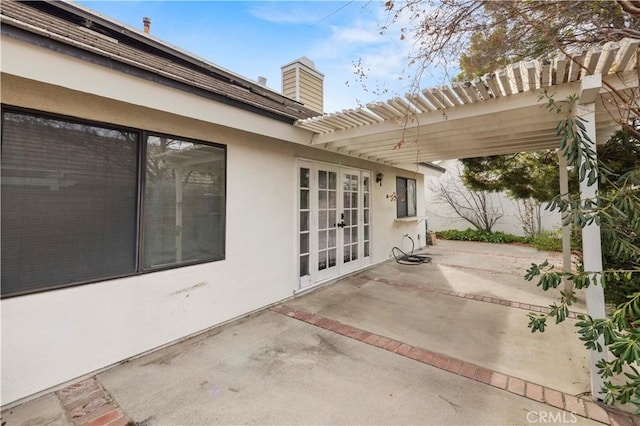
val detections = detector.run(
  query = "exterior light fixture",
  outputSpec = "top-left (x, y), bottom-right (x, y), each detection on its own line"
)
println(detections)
top-left (376, 173), bottom-right (384, 186)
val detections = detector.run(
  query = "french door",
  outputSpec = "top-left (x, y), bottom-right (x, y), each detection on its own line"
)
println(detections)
top-left (297, 161), bottom-right (371, 290)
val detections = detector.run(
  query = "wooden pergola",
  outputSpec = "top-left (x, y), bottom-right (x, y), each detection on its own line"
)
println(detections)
top-left (295, 37), bottom-right (640, 400)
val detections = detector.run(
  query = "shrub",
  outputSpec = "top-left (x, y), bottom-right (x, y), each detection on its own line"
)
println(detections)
top-left (436, 228), bottom-right (527, 244)
top-left (530, 230), bottom-right (562, 252)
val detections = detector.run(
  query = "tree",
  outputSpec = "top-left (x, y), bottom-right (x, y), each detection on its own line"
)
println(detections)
top-left (460, 152), bottom-right (562, 236)
top-left (378, 0), bottom-right (640, 411)
top-left (382, 0), bottom-right (640, 138)
top-left (430, 167), bottom-right (504, 232)
top-left (525, 94), bottom-right (640, 411)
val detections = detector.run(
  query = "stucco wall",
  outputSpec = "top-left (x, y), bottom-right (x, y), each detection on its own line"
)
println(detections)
top-left (423, 160), bottom-right (560, 236)
top-left (1, 63), bottom-right (424, 403)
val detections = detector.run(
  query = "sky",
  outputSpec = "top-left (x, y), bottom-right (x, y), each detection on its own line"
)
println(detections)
top-left (76, 1), bottom-right (457, 113)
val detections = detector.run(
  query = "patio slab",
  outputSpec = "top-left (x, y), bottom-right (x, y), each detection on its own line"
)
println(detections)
top-left (285, 274), bottom-right (590, 396)
top-left (5, 240), bottom-right (633, 425)
top-left (0, 393), bottom-right (70, 426)
top-left (97, 309), bottom-right (598, 425)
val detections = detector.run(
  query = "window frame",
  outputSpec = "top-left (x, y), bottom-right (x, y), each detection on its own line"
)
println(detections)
top-left (1, 105), bottom-right (227, 298)
top-left (140, 130), bottom-right (227, 272)
top-left (396, 176), bottom-right (417, 218)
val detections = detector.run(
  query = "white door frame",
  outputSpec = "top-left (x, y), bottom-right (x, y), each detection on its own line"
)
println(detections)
top-left (296, 159), bottom-right (372, 291)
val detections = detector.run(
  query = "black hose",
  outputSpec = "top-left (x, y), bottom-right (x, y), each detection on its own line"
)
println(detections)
top-left (392, 235), bottom-right (431, 265)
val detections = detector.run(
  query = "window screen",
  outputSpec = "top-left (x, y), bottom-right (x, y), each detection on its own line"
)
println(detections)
top-left (1, 111), bottom-right (138, 295)
top-left (396, 176), bottom-right (417, 218)
top-left (143, 135), bottom-right (225, 269)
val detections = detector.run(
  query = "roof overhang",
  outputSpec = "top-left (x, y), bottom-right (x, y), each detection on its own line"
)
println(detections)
top-left (295, 39), bottom-right (639, 168)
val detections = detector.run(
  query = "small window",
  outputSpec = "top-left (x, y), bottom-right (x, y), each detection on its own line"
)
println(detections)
top-left (396, 177), bottom-right (417, 218)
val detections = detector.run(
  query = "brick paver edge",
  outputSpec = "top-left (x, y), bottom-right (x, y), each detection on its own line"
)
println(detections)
top-left (56, 377), bottom-right (133, 426)
top-left (354, 273), bottom-right (582, 319)
top-left (271, 304), bottom-right (638, 426)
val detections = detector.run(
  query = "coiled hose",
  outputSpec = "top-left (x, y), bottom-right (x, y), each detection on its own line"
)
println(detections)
top-left (392, 235), bottom-right (431, 265)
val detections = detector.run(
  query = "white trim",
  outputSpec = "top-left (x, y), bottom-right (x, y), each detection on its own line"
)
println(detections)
top-left (295, 159), bottom-right (373, 291)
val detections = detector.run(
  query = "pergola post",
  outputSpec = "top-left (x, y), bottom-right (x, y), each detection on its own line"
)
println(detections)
top-left (577, 75), bottom-right (607, 400)
top-left (558, 152), bottom-right (573, 293)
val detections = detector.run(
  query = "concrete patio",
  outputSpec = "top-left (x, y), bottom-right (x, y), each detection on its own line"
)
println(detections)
top-left (2, 240), bottom-right (636, 425)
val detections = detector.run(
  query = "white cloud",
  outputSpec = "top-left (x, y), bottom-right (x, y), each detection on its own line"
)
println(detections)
top-left (248, 3), bottom-right (327, 25)
top-left (330, 24), bottom-right (381, 44)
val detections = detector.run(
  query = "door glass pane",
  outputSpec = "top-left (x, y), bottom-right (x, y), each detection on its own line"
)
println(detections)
top-left (318, 250), bottom-right (327, 270)
top-left (300, 168), bottom-right (310, 188)
top-left (344, 227), bottom-right (351, 244)
top-left (300, 233), bottom-right (309, 254)
top-left (343, 192), bottom-right (350, 209)
top-left (351, 192), bottom-right (358, 208)
top-left (300, 189), bottom-right (309, 210)
top-left (300, 211), bottom-right (309, 232)
top-left (351, 244), bottom-right (358, 260)
top-left (300, 255), bottom-right (309, 276)
top-left (319, 210), bottom-right (327, 229)
top-left (364, 193), bottom-right (369, 208)
top-left (328, 229), bottom-right (336, 247)
top-left (351, 210), bottom-right (358, 225)
top-left (351, 227), bottom-right (357, 241)
top-left (319, 170), bottom-right (327, 189)
top-left (364, 225), bottom-right (369, 241)
top-left (363, 176), bottom-right (369, 192)
top-left (319, 230), bottom-right (327, 249)
top-left (364, 242), bottom-right (370, 257)
top-left (329, 191), bottom-right (336, 208)
top-left (328, 249), bottom-right (336, 268)
top-left (328, 209), bottom-right (337, 226)
top-left (328, 172), bottom-right (336, 189)
top-left (319, 191), bottom-right (327, 209)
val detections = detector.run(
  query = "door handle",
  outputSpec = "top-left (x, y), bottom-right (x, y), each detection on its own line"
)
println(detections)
top-left (337, 222), bottom-right (346, 228)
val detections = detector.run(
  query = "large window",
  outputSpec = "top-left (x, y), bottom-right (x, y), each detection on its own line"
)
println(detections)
top-left (1, 108), bottom-right (226, 297)
top-left (396, 176), bottom-right (417, 218)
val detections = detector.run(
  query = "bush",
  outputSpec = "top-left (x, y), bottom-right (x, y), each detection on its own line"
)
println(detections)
top-left (529, 230), bottom-right (562, 252)
top-left (436, 228), bottom-right (527, 244)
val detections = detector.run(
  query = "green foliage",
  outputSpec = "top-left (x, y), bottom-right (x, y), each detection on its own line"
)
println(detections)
top-left (526, 93), bottom-right (640, 413)
top-left (461, 152), bottom-right (563, 203)
top-left (458, 25), bottom-right (513, 80)
top-left (437, 228), bottom-right (527, 244)
top-left (529, 230), bottom-right (563, 252)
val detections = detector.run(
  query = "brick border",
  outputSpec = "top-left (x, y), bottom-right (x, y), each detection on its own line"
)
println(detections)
top-left (354, 273), bottom-right (582, 319)
top-left (271, 304), bottom-right (638, 426)
top-left (56, 377), bottom-right (133, 426)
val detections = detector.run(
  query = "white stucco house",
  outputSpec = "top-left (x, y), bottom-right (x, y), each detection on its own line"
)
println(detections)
top-left (2, 0), bottom-right (638, 406)
top-left (0, 0), bottom-right (426, 405)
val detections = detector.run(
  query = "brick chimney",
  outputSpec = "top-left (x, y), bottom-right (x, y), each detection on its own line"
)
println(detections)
top-left (143, 17), bottom-right (151, 34)
top-left (281, 57), bottom-right (324, 114)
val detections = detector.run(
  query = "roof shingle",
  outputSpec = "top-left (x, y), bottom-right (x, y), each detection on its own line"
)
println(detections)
top-left (1, 0), bottom-right (319, 121)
